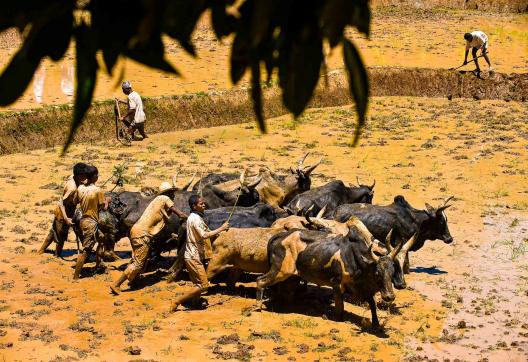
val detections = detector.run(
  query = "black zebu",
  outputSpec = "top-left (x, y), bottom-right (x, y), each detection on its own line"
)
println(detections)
top-left (333, 195), bottom-right (454, 273)
top-left (285, 178), bottom-right (375, 218)
top-left (204, 203), bottom-right (279, 230)
top-left (256, 227), bottom-right (415, 328)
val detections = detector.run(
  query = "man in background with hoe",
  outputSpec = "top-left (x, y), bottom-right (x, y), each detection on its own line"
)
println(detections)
top-left (460, 31), bottom-right (493, 78)
top-left (117, 81), bottom-right (148, 141)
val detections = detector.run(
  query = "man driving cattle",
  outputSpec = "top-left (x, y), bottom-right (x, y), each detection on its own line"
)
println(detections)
top-left (110, 181), bottom-right (188, 295)
top-left (169, 195), bottom-right (229, 312)
top-left (38, 162), bottom-right (89, 257)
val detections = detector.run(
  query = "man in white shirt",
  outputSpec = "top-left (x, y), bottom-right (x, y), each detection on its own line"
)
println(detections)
top-left (463, 31), bottom-right (492, 76)
top-left (169, 195), bottom-right (229, 312)
top-left (118, 81), bottom-right (148, 140)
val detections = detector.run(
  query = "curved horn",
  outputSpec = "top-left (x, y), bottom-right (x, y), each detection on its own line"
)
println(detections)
top-left (246, 175), bottom-right (262, 189)
top-left (385, 229), bottom-right (394, 253)
top-left (305, 213), bottom-right (327, 230)
top-left (399, 232), bottom-right (418, 256)
top-left (172, 171), bottom-right (179, 188)
top-left (315, 204), bottom-right (327, 218)
top-left (389, 236), bottom-right (405, 260)
top-left (356, 176), bottom-right (362, 186)
top-left (298, 153), bottom-right (309, 171)
top-left (439, 195), bottom-right (455, 209)
top-left (369, 245), bottom-right (380, 262)
top-left (182, 172), bottom-right (196, 191)
top-left (305, 204), bottom-right (315, 215)
top-left (239, 168), bottom-right (247, 185)
top-left (370, 179), bottom-right (376, 189)
top-left (303, 158), bottom-right (322, 175)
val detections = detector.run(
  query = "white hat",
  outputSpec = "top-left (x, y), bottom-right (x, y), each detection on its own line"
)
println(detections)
top-left (122, 80), bottom-right (132, 89)
top-left (158, 181), bottom-right (177, 195)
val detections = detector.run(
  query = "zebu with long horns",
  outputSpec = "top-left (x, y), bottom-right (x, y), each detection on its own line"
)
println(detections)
top-left (253, 153), bottom-right (322, 209)
top-left (285, 177), bottom-right (375, 217)
top-left (191, 153), bottom-right (321, 210)
top-left (334, 195), bottom-right (454, 273)
top-left (256, 224), bottom-right (417, 327)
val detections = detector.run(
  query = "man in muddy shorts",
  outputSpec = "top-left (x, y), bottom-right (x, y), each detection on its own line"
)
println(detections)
top-left (38, 162), bottom-right (88, 257)
top-left (73, 166), bottom-right (109, 279)
top-left (110, 181), bottom-right (187, 295)
top-left (170, 195), bottom-right (229, 312)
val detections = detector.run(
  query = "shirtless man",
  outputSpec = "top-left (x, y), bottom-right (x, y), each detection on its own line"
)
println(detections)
top-left (38, 162), bottom-right (88, 257)
top-left (110, 181), bottom-right (187, 294)
top-left (73, 166), bottom-right (109, 279)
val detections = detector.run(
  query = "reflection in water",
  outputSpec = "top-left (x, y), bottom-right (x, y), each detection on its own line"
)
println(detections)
top-left (61, 63), bottom-right (74, 98)
top-left (33, 64), bottom-right (45, 104)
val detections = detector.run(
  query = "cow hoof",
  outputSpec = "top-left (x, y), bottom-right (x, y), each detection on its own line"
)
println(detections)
top-left (110, 285), bottom-right (121, 296)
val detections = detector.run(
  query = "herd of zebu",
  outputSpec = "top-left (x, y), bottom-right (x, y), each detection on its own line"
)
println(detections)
top-left (73, 154), bottom-right (454, 329)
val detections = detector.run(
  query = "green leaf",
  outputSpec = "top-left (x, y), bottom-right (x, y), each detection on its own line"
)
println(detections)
top-left (125, 36), bottom-right (180, 75)
top-left (0, 50), bottom-right (39, 107)
top-left (351, 1), bottom-right (370, 37)
top-left (230, 32), bottom-right (249, 84)
top-left (249, 0), bottom-right (277, 47)
top-left (62, 24), bottom-right (98, 154)
top-left (321, 0), bottom-right (352, 47)
top-left (250, 62), bottom-right (266, 133)
top-left (343, 39), bottom-right (369, 146)
top-left (211, 0), bottom-right (236, 38)
top-left (279, 24), bottom-right (323, 116)
top-left (162, 0), bottom-right (207, 56)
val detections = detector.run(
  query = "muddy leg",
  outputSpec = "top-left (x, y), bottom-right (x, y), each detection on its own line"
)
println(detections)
top-left (38, 230), bottom-right (55, 255)
top-left (368, 296), bottom-right (380, 330)
top-left (166, 247), bottom-right (185, 283)
top-left (104, 237), bottom-right (121, 261)
top-left (403, 252), bottom-right (410, 274)
top-left (110, 273), bottom-right (127, 295)
top-left (255, 266), bottom-right (288, 309)
top-left (95, 242), bottom-right (105, 270)
top-left (333, 287), bottom-right (344, 321)
top-left (225, 268), bottom-right (243, 290)
top-left (170, 287), bottom-right (203, 312)
top-left (73, 251), bottom-right (89, 280)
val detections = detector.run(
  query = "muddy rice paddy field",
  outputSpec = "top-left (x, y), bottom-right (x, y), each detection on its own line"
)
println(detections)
top-left (1, 8), bottom-right (527, 110)
top-left (0, 97), bottom-right (527, 361)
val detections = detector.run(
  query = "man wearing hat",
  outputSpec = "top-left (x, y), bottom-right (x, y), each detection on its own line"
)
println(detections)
top-left (110, 181), bottom-right (187, 294)
top-left (117, 81), bottom-right (148, 140)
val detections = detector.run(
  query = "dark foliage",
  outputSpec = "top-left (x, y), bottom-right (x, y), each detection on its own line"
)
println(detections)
top-left (0, 0), bottom-right (370, 151)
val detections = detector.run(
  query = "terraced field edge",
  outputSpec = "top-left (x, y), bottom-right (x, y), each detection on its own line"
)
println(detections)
top-left (0, 67), bottom-right (526, 155)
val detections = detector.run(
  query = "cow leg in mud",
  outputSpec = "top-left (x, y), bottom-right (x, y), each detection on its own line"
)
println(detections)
top-left (205, 249), bottom-right (233, 284)
top-left (255, 246), bottom-right (293, 307)
top-left (403, 252), bottom-right (410, 274)
top-left (333, 286), bottom-right (345, 321)
top-left (367, 296), bottom-right (380, 330)
top-left (166, 247), bottom-right (185, 283)
top-left (225, 268), bottom-right (243, 289)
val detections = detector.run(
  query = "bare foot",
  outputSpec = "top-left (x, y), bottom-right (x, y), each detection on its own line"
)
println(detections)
top-left (169, 302), bottom-right (179, 313)
top-left (110, 285), bottom-right (121, 295)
